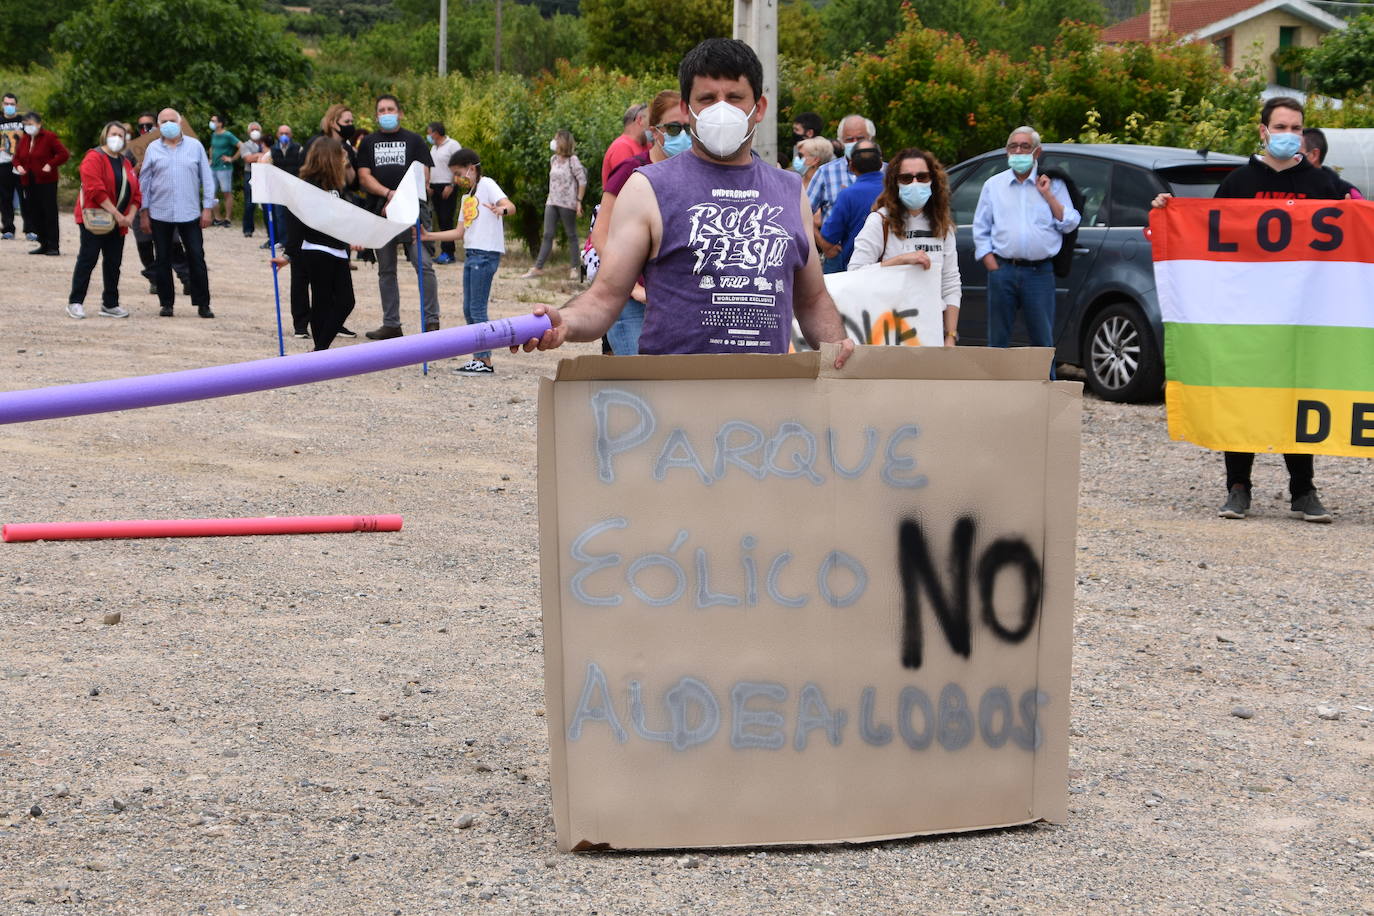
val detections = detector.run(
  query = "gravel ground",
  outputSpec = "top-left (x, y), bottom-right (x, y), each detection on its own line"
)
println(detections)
top-left (1, 222), bottom-right (1372, 914)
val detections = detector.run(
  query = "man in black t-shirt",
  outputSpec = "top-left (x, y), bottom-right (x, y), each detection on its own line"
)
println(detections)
top-left (356, 94), bottom-right (439, 339)
top-left (1155, 96), bottom-right (1344, 524)
top-left (1, 92), bottom-right (27, 239)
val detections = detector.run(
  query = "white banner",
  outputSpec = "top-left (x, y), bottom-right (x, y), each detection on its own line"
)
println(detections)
top-left (824, 264), bottom-right (945, 347)
top-left (249, 161), bottom-right (426, 249)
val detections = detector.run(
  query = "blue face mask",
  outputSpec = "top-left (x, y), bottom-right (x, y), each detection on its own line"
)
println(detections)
top-left (2, 104), bottom-right (15, 118)
top-left (1008, 153), bottom-right (1035, 174)
top-left (209, 121), bottom-right (218, 130)
top-left (279, 134), bottom-right (291, 147)
top-left (159, 120), bottom-right (181, 140)
top-left (378, 113), bottom-right (399, 131)
top-left (792, 154), bottom-right (806, 174)
top-left (662, 130), bottom-right (692, 157)
top-left (426, 134), bottom-right (434, 145)
top-left (844, 141), bottom-right (857, 160)
top-left (899, 182), bottom-right (932, 211)
top-left (1267, 131), bottom-right (1302, 160)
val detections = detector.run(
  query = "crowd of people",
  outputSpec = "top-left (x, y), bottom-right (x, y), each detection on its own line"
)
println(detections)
top-left (3, 40), bottom-right (1362, 519)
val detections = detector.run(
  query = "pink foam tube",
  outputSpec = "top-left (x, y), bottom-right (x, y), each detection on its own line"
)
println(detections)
top-left (2, 514), bottom-right (404, 543)
top-left (0, 314), bottom-right (553, 425)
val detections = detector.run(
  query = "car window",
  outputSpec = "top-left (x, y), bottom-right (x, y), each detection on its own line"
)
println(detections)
top-left (1159, 164), bottom-right (1241, 198)
top-left (1110, 164), bottom-right (1161, 227)
top-left (1039, 155), bottom-right (1112, 227)
top-left (950, 157), bottom-right (1007, 225)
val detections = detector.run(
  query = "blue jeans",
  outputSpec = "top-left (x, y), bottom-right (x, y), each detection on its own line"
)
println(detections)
top-left (988, 258), bottom-right (1056, 346)
top-left (463, 248), bottom-right (501, 359)
top-left (821, 254), bottom-right (844, 275)
top-left (606, 298), bottom-right (645, 355)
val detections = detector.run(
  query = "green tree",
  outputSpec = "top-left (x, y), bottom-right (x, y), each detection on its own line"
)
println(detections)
top-left (582, 0), bottom-right (730, 73)
top-left (1304, 14), bottom-right (1374, 96)
top-left (0, 0), bottom-right (90, 68)
top-left (50, 0), bottom-right (309, 146)
top-left (819, 0), bottom-right (905, 57)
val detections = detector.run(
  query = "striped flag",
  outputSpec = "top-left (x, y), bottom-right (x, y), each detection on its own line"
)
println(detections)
top-left (1151, 198), bottom-right (1374, 458)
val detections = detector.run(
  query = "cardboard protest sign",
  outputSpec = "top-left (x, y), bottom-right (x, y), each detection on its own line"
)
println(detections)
top-left (823, 264), bottom-right (945, 347)
top-left (1153, 198), bottom-right (1374, 457)
top-left (538, 346), bottom-right (1080, 851)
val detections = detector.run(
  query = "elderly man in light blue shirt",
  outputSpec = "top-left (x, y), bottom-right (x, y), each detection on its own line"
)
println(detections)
top-left (807, 113), bottom-right (878, 275)
top-left (138, 108), bottom-right (217, 318)
top-left (972, 126), bottom-right (1079, 352)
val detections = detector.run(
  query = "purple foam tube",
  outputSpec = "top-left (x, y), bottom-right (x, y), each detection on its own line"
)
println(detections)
top-left (0, 314), bottom-right (552, 425)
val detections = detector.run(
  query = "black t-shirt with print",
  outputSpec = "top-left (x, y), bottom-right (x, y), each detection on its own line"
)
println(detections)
top-left (355, 128), bottom-right (429, 199)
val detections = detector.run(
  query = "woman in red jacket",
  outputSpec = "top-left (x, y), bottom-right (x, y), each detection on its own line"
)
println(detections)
top-left (13, 110), bottom-right (69, 255)
top-left (65, 122), bottom-right (141, 319)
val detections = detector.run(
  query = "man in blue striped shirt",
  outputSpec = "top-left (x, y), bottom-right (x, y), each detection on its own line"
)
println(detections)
top-left (138, 108), bottom-right (217, 318)
top-left (972, 126), bottom-right (1079, 351)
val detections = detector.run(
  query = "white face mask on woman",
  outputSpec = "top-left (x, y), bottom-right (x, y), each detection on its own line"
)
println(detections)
top-left (106, 134), bottom-right (125, 153)
top-left (23, 123), bottom-right (39, 136)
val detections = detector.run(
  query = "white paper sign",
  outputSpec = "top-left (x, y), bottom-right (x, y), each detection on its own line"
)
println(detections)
top-left (249, 161), bottom-right (425, 248)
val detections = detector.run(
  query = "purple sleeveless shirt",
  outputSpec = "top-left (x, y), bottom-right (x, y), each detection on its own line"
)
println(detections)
top-left (636, 152), bottom-right (810, 355)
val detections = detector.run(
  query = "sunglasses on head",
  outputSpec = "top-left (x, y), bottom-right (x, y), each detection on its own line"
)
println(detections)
top-left (656, 122), bottom-right (689, 136)
top-left (897, 171), bottom-right (932, 185)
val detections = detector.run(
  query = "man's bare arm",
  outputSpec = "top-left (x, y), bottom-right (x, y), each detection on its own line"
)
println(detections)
top-left (356, 166), bottom-right (389, 199)
top-left (517, 172), bottom-right (657, 352)
top-left (793, 185), bottom-right (854, 369)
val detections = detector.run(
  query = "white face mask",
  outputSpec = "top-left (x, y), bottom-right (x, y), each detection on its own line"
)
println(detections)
top-left (23, 123), bottom-right (38, 136)
top-left (689, 100), bottom-right (757, 160)
top-left (549, 139), bottom-right (558, 152)
top-left (249, 129), bottom-right (261, 141)
top-left (106, 135), bottom-right (125, 153)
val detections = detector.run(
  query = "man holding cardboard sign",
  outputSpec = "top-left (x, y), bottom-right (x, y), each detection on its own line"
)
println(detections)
top-left (515, 39), bottom-right (854, 369)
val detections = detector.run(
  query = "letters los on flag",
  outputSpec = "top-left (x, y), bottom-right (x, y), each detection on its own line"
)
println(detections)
top-left (537, 347), bottom-right (1080, 850)
top-left (1151, 198), bottom-right (1374, 457)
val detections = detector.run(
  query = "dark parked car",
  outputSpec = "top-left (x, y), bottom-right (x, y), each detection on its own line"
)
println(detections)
top-left (947, 144), bottom-right (1246, 401)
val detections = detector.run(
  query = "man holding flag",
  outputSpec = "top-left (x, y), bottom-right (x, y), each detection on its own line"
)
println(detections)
top-left (1154, 95), bottom-right (1346, 522)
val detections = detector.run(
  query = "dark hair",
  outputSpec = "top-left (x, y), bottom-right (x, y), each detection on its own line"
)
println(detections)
top-left (1302, 127), bottom-right (1328, 164)
top-left (1261, 96), bottom-right (1303, 126)
top-left (851, 141), bottom-right (882, 175)
top-left (451, 147), bottom-right (482, 185)
top-left (678, 39), bottom-right (764, 105)
top-left (793, 112), bottom-right (823, 137)
top-left (138, 111), bottom-right (156, 122)
top-left (2, 92), bottom-right (16, 102)
top-left (375, 93), bottom-right (400, 111)
top-left (23, 111), bottom-right (41, 123)
top-left (300, 136), bottom-right (347, 190)
top-left (873, 148), bottom-right (953, 242)
top-left (213, 113), bottom-right (226, 124)
top-left (427, 121), bottom-right (445, 136)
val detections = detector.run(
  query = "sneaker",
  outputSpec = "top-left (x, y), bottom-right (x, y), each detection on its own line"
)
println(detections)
top-left (66, 302), bottom-right (86, 319)
top-left (1218, 485), bottom-right (1250, 519)
top-left (519, 267), bottom-right (543, 279)
top-left (454, 360), bottom-right (494, 375)
top-left (434, 253), bottom-right (454, 265)
top-left (98, 305), bottom-right (129, 318)
top-left (28, 247), bottom-right (48, 255)
top-left (148, 282), bottom-right (158, 295)
top-left (365, 325), bottom-right (403, 340)
top-left (424, 321), bottom-right (440, 332)
top-left (44, 249), bottom-right (60, 256)
top-left (243, 232), bottom-right (254, 238)
top-left (259, 241), bottom-right (273, 250)
top-left (1, 232), bottom-right (12, 240)
top-left (1290, 490), bottom-right (1332, 523)
top-left (336, 325), bottom-right (357, 338)
top-left (25, 232), bottom-right (37, 241)
top-left (293, 328), bottom-right (310, 339)
top-left (198, 306), bottom-right (215, 319)
top-left (158, 306), bottom-right (174, 317)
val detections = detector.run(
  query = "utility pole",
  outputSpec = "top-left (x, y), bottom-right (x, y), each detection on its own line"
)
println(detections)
top-left (494, 0), bottom-right (503, 74)
top-left (733, 0), bottom-right (778, 164)
top-left (438, 0), bottom-right (448, 76)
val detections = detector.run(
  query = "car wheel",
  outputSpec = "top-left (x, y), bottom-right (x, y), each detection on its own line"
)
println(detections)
top-left (1083, 301), bottom-right (1163, 403)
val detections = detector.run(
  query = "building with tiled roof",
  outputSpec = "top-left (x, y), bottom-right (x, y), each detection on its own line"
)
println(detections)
top-left (1102, 0), bottom-right (1346, 90)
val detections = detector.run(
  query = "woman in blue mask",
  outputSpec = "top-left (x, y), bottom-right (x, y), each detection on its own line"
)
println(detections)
top-left (847, 148), bottom-right (961, 347)
top-left (521, 129), bottom-right (587, 280)
top-left (792, 136), bottom-right (834, 191)
top-left (582, 90), bottom-right (684, 354)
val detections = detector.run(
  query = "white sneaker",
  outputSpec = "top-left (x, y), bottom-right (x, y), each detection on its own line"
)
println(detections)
top-left (454, 360), bottom-right (495, 375)
top-left (66, 302), bottom-right (86, 319)
top-left (98, 305), bottom-right (129, 318)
